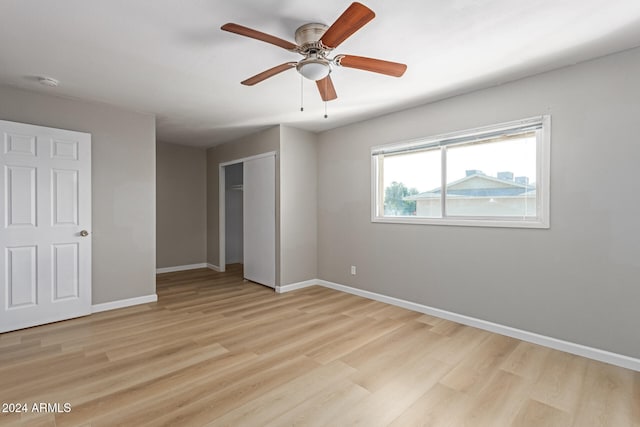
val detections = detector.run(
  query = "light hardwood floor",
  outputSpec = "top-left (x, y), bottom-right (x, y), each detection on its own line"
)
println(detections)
top-left (1, 266), bottom-right (638, 426)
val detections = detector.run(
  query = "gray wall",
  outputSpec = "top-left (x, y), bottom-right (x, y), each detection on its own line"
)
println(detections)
top-left (280, 126), bottom-right (318, 285)
top-left (317, 47), bottom-right (640, 359)
top-left (207, 126), bottom-right (280, 277)
top-left (156, 141), bottom-right (207, 268)
top-left (0, 85), bottom-right (156, 304)
top-left (225, 163), bottom-right (243, 264)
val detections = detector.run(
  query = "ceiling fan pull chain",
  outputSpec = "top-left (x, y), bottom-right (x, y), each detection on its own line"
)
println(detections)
top-left (300, 75), bottom-right (304, 112)
top-left (323, 76), bottom-right (328, 119)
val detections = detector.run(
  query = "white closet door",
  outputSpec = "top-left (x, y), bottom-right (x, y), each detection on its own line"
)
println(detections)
top-left (0, 120), bottom-right (91, 332)
top-left (243, 154), bottom-right (275, 288)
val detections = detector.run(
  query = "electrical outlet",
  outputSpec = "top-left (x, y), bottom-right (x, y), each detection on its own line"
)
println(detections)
top-left (350, 265), bottom-right (357, 275)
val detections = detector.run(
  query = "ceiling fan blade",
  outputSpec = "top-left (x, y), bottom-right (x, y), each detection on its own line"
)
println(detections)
top-left (337, 55), bottom-right (407, 77)
top-left (221, 23), bottom-right (298, 51)
top-left (316, 75), bottom-right (338, 101)
top-left (320, 2), bottom-right (375, 49)
top-left (241, 62), bottom-right (297, 86)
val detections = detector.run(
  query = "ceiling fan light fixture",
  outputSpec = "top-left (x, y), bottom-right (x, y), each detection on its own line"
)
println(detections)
top-left (297, 57), bottom-right (331, 81)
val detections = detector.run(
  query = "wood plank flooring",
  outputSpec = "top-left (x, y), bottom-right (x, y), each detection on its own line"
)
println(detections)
top-left (0, 265), bottom-right (638, 426)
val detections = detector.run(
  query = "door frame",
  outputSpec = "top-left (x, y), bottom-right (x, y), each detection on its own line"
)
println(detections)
top-left (218, 151), bottom-right (276, 273)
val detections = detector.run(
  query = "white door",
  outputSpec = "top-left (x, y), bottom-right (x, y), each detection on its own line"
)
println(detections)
top-left (0, 120), bottom-right (91, 332)
top-left (243, 154), bottom-right (276, 288)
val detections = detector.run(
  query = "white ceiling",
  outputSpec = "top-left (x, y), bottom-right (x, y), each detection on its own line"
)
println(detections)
top-left (2, 0), bottom-right (640, 147)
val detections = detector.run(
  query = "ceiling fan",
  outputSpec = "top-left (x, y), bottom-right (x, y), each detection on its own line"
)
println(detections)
top-left (221, 2), bottom-right (407, 102)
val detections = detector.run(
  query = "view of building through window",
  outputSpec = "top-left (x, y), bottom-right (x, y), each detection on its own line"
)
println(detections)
top-left (374, 117), bottom-right (548, 226)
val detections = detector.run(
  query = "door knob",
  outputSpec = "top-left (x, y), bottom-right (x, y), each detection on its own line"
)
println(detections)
top-left (80, 230), bottom-right (89, 237)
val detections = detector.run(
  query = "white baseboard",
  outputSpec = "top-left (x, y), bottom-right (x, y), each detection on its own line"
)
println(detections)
top-left (282, 279), bottom-right (640, 372)
top-left (207, 263), bottom-right (221, 272)
top-left (156, 263), bottom-right (207, 274)
top-left (92, 294), bottom-right (158, 313)
top-left (276, 280), bottom-right (318, 294)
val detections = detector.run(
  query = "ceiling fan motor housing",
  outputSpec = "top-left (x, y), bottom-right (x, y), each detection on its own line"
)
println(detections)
top-left (294, 23), bottom-right (329, 48)
top-left (294, 23), bottom-right (333, 81)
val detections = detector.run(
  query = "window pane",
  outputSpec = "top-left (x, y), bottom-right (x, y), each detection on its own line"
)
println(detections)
top-left (444, 135), bottom-right (537, 217)
top-left (381, 149), bottom-right (441, 217)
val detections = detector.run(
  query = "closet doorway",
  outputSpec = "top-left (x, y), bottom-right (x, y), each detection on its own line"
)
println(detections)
top-left (219, 152), bottom-right (276, 288)
top-left (224, 163), bottom-right (244, 266)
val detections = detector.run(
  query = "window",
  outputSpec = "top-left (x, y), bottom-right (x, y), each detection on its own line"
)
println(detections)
top-left (371, 116), bottom-right (550, 228)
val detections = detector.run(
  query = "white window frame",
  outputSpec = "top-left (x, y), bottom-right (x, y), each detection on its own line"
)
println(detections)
top-left (371, 116), bottom-right (551, 228)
